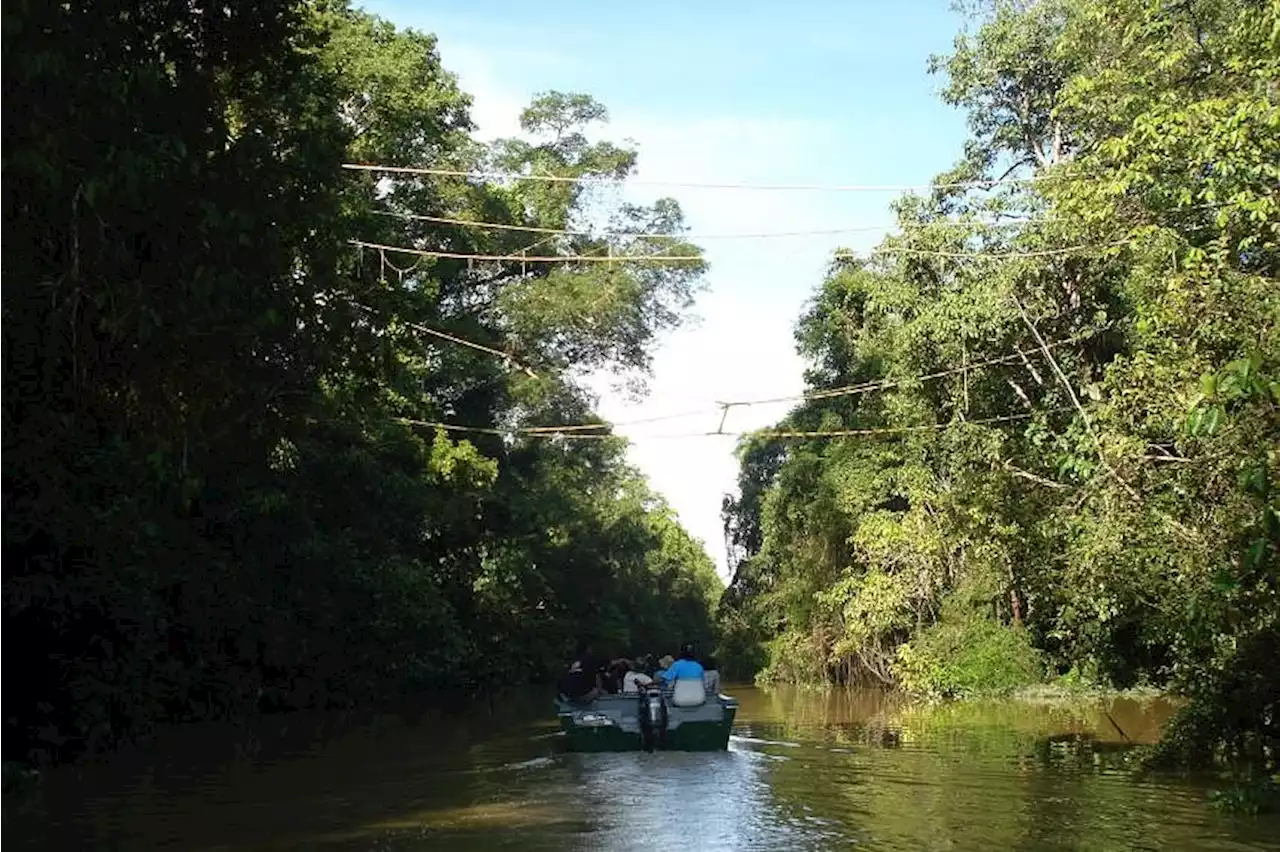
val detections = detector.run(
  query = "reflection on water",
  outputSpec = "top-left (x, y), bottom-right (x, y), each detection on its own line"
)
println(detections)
top-left (7, 685), bottom-right (1279, 851)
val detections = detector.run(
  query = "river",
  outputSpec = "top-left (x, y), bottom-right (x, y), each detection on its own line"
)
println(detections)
top-left (7, 685), bottom-right (1278, 850)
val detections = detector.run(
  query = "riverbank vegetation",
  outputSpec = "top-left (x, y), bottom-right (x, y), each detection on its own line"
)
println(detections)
top-left (3, 0), bottom-right (720, 764)
top-left (718, 0), bottom-right (1278, 771)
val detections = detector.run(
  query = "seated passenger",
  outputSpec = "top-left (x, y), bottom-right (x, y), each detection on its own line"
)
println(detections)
top-left (653, 654), bottom-right (675, 681)
top-left (557, 640), bottom-right (604, 704)
top-left (702, 655), bottom-right (721, 696)
top-left (635, 653), bottom-right (657, 676)
top-left (621, 660), bottom-right (656, 694)
top-left (658, 644), bottom-right (704, 684)
top-left (603, 658), bottom-right (632, 694)
top-left (660, 643), bottom-right (706, 707)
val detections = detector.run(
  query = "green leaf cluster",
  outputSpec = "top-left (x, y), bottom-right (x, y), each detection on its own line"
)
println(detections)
top-left (3, 0), bottom-right (718, 763)
top-left (719, 0), bottom-right (1278, 769)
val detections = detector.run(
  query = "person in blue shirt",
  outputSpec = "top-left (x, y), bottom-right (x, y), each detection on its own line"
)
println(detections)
top-left (658, 643), bottom-right (704, 685)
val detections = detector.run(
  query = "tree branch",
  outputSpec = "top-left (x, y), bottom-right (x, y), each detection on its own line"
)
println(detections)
top-left (1011, 294), bottom-right (1143, 503)
top-left (1002, 460), bottom-right (1069, 489)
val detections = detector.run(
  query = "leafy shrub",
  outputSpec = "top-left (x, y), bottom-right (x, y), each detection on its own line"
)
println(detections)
top-left (896, 605), bottom-right (1044, 699)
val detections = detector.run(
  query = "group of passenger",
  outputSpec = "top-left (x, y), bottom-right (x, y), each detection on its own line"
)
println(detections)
top-left (557, 640), bottom-right (721, 704)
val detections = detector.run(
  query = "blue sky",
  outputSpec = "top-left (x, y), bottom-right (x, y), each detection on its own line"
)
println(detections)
top-left (360, 0), bottom-right (972, 576)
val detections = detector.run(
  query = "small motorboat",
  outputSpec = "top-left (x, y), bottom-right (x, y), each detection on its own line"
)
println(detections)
top-left (556, 682), bottom-right (737, 752)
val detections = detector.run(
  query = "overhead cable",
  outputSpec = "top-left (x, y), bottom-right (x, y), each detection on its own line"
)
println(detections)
top-left (343, 162), bottom-right (1063, 193)
top-left (747, 411), bottom-right (1045, 438)
top-left (388, 325), bottom-right (1099, 439)
top-left (398, 319), bottom-right (538, 378)
top-left (521, 329), bottom-right (1104, 434)
top-left (371, 210), bottom-right (1036, 240)
top-left (394, 410), bottom-right (1048, 442)
top-left (350, 239), bottom-right (1123, 264)
top-left (351, 301), bottom-right (539, 377)
top-left (836, 240), bottom-right (1131, 261)
top-left (349, 240), bottom-right (703, 263)
top-left (521, 408), bottom-right (712, 432)
top-left (724, 327), bottom-right (1104, 409)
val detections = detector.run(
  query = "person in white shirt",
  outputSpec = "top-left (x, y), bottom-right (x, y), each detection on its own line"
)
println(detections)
top-left (622, 662), bottom-right (656, 694)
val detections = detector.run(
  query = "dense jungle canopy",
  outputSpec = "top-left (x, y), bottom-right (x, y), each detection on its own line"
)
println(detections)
top-left (3, 0), bottom-right (1276, 774)
top-left (3, 0), bottom-right (720, 763)
top-left (717, 0), bottom-right (1278, 767)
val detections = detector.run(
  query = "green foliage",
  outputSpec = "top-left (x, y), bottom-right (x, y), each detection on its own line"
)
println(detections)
top-left (897, 611), bottom-right (1044, 699)
top-left (759, 629), bottom-right (834, 686)
top-left (719, 0), bottom-right (1278, 769)
top-left (1208, 775), bottom-right (1280, 817)
top-left (3, 0), bottom-right (717, 764)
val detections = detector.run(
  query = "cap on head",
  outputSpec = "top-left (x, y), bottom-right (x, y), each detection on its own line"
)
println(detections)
top-left (679, 642), bottom-right (696, 659)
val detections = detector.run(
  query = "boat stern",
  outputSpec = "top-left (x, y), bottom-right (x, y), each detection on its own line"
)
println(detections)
top-left (556, 692), bottom-right (737, 752)
top-left (666, 693), bottom-right (737, 751)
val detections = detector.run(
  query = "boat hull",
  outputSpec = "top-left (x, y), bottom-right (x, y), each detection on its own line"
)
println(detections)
top-left (556, 692), bottom-right (737, 752)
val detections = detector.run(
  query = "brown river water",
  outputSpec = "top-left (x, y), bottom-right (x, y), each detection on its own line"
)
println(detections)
top-left (7, 685), bottom-right (1279, 851)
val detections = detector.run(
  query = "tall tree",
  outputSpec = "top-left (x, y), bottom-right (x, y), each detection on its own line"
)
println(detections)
top-left (3, 1), bottom-right (720, 764)
top-left (720, 0), bottom-right (1278, 765)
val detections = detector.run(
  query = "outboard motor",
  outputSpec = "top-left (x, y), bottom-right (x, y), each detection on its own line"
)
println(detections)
top-left (638, 685), bottom-right (668, 752)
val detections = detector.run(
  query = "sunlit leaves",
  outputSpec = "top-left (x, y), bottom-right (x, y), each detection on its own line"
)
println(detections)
top-left (723, 1), bottom-right (1279, 756)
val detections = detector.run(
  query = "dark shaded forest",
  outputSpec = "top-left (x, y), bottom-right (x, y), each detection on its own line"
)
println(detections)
top-left (3, 0), bottom-right (720, 764)
top-left (718, 0), bottom-right (1278, 769)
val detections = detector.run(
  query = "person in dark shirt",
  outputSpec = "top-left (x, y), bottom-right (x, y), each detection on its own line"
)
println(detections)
top-left (603, 658), bottom-right (633, 694)
top-left (558, 639), bottom-right (604, 703)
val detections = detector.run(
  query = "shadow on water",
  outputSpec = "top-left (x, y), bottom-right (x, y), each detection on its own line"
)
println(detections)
top-left (6, 684), bottom-right (1279, 851)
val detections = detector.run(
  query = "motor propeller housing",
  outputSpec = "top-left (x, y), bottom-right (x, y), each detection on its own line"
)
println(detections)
top-left (638, 686), bottom-right (668, 752)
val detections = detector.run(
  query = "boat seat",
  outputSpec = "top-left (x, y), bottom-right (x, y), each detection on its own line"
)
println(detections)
top-left (670, 678), bottom-right (707, 707)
